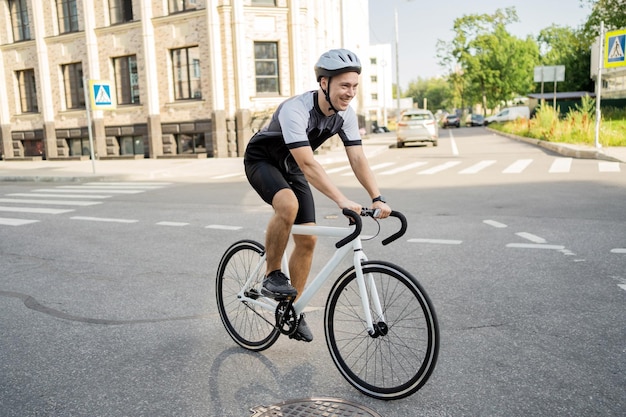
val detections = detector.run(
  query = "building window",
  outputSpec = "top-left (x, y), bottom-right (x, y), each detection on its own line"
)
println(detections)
top-left (113, 55), bottom-right (140, 105)
top-left (69, 138), bottom-right (91, 156)
top-left (57, 0), bottom-right (79, 33)
top-left (254, 42), bottom-right (279, 94)
top-left (119, 135), bottom-right (146, 156)
top-left (168, 0), bottom-right (197, 13)
top-left (9, 0), bottom-right (31, 41)
top-left (17, 69), bottom-right (38, 113)
top-left (109, 0), bottom-right (133, 24)
top-left (62, 63), bottom-right (85, 109)
top-left (176, 133), bottom-right (205, 154)
top-left (251, 0), bottom-right (276, 5)
top-left (171, 47), bottom-right (201, 100)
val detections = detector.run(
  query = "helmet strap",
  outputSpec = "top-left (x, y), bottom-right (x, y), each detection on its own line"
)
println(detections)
top-left (320, 77), bottom-right (340, 114)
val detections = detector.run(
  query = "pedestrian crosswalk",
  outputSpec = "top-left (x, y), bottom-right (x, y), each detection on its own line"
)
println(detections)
top-left (0, 182), bottom-right (170, 227)
top-left (204, 157), bottom-right (623, 180)
top-left (333, 157), bottom-right (622, 177)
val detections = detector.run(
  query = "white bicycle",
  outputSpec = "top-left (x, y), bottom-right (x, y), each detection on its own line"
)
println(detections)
top-left (216, 209), bottom-right (439, 400)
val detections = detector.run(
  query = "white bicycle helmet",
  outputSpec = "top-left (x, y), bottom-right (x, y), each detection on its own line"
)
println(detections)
top-left (314, 49), bottom-right (362, 81)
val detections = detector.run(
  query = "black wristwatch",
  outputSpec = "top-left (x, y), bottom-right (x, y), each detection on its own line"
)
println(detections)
top-left (372, 195), bottom-right (386, 204)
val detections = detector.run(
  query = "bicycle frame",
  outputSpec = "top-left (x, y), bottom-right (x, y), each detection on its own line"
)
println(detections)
top-left (236, 223), bottom-right (384, 336)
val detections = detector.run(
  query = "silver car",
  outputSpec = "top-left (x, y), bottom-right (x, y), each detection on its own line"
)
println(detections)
top-left (396, 109), bottom-right (438, 148)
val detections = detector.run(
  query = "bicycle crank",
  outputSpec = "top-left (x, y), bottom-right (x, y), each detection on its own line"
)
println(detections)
top-left (275, 300), bottom-right (298, 336)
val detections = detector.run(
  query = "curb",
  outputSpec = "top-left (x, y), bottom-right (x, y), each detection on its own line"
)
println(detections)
top-left (489, 129), bottom-right (624, 163)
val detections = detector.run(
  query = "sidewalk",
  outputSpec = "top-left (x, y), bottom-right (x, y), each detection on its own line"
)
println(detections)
top-left (0, 133), bottom-right (623, 183)
top-left (494, 130), bottom-right (626, 164)
top-left (0, 141), bottom-right (391, 183)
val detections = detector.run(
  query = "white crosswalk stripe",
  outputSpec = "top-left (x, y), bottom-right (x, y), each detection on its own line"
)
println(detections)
top-left (549, 158), bottom-right (573, 173)
top-left (418, 161), bottom-right (462, 175)
top-left (1, 182), bottom-right (171, 227)
top-left (459, 160), bottom-right (496, 174)
top-left (503, 159), bottom-right (533, 174)
top-left (599, 161), bottom-right (621, 172)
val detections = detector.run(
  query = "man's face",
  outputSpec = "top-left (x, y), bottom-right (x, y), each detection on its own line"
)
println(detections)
top-left (321, 72), bottom-right (359, 111)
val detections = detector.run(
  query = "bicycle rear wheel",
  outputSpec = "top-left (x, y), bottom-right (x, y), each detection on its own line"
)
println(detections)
top-left (325, 261), bottom-right (439, 400)
top-left (216, 240), bottom-right (280, 351)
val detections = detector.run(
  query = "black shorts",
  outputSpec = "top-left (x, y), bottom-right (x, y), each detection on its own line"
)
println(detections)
top-left (244, 158), bottom-right (316, 224)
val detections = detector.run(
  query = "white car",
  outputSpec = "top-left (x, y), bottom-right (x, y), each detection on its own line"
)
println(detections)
top-left (396, 110), bottom-right (439, 148)
top-left (485, 106), bottom-right (530, 125)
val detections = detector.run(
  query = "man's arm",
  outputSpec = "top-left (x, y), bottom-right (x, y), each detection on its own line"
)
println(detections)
top-left (345, 145), bottom-right (391, 218)
top-left (290, 146), bottom-right (361, 213)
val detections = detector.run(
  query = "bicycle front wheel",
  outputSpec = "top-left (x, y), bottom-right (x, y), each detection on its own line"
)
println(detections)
top-left (216, 240), bottom-right (280, 351)
top-left (325, 261), bottom-right (439, 400)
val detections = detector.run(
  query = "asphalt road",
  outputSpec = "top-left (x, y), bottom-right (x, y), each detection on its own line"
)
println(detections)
top-left (1, 127), bottom-right (625, 416)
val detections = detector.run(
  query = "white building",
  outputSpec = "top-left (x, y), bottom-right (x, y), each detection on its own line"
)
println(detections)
top-left (0, 0), bottom-right (371, 160)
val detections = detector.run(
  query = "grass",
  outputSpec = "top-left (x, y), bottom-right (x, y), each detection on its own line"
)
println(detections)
top-left (489, 98), bottom-right (626, 147)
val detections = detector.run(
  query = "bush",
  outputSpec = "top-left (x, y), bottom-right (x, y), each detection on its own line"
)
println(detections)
top-left (491, 99), bottom-right (626, 147)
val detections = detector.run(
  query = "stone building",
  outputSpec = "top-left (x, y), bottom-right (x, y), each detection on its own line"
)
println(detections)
top-left (0, 0), bottom-right (371, 160)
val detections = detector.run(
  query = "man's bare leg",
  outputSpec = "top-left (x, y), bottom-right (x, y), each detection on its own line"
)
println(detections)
top-left (265, 188), bottom-right (298, 275)
top-left (289, 231), bottom-right (317, 297)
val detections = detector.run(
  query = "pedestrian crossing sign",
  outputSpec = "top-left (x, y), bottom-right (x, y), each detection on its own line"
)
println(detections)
top-left (89, 80), bottom-right (115, 109)
top-left (605, 29), bottom-right (626, 68)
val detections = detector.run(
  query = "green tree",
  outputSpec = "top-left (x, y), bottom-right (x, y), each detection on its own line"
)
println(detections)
top-left (404, 77), bottom-right (452, 111)
top-left (438, 7), bottom-right (539, 112)
top-left (582, 0), bottom-right (626, 36)
top-left (536, 25), bottom-right (593, 92)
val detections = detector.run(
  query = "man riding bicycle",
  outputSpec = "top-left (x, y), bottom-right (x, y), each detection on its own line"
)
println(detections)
top-left (244, 48), bottom-right (391, 342)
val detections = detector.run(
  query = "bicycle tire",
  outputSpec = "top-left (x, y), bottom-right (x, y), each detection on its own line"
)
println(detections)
top-left (216, 240), bottom-right (280, 351)
top-left (324, 260), bottom-right (439, 400)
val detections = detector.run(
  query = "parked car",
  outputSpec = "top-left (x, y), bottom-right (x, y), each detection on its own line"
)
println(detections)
top-left (467, 113), bottom-right (485, 126)
top-left (396, 109), bottom-right (438, 148)
top-left (484, 106), bottom-right (530, 125)
top-left (442, 113), bottom-right (460, 128)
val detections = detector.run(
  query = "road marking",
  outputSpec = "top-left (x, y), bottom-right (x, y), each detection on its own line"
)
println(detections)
top-left (449, 131), bottom-right (459, 156)
top-left (0, 198), bottom-right (101, 206)
top-left (326, 165), bottom-right (352, 174)
top-left (71, 216), bottom-right (138, 223)
top-left (342, 162), bottom-right (394, 176)
top-left (599, 162), bottom-right (621, 172)
top-left (7, 193), bottom-right (112, 199)
top-left (483, 219), bottom-right (507, 228)
top-left (460, 160), bottom-right (496, 174)
top-left (549, 157), bottom-right (573, 173)
top-left (618, 284), bottom-right (626, 292)
top-left (408, 238), bottom-right (463, 245)
top-left (380, 161), bottom-right (428, 175)
top-left (157, 221), bottom-right (189, 227)
top-left (88, 182), bottom-right (171, 186)
top-left (0, 206), bottom-right (74, 214)
top-left (610, 248), bottom-right (626, 254)
top-left (516, 232), bottom-right (547, 244)
top-left (506, 243), bottom-right (565, 250)
top-left (0, 218), bottom-right (40, 226)
top-left (418, 161), bottom-right (462, 175)
top-left (206, 224), bottom-right (243, 231)
top-left (36, 188), bottom-right (143, 194)
top-left (77, 183), bottom-right (165, 189)
top-left (212, 173), bottom-right (244, 179)
top-left (503, 159), bottom-right (533, 173)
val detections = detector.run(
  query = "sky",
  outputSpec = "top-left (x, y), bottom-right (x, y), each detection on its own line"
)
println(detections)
top-left (368, 0), bottom-right (593, 88)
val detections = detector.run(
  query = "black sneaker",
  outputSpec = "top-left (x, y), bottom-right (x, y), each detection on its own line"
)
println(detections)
top-left (261, 270), bottom-right (297, 299)
top-left (290, 314), bottom-right (313, 343)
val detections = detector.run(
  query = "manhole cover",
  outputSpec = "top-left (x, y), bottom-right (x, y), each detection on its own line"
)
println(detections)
top-left (250, 397), bottom-right (382, 417)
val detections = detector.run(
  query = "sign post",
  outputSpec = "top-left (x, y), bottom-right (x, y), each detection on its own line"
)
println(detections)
top-left (84, 80), bottom-right (115, 174)
top-left (595, 25), bottom-right (626, 148)
top-left (533, 65), bottom-right (565, 109)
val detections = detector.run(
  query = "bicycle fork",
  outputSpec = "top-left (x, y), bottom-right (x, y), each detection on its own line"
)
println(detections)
top-left (353, 248), bottom-right (388, 338)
